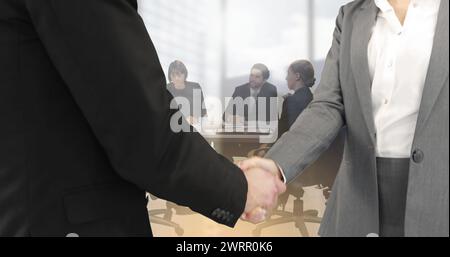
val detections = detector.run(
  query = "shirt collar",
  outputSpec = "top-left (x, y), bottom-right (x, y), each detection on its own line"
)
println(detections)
top-left (375, 0), bottom-right (440, 13)
top-left (374, 0), bottom-right (394, 13)
top-left (250, 87), bottom-right (261, 95)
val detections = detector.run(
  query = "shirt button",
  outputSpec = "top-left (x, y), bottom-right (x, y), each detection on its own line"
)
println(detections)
top-left (384, 99), bottom-right (389, 105)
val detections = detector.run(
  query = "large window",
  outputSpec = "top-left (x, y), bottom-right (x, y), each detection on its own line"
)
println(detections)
top-left (138, 0), bottom-right (223, 97)
top-left (138, 0), bottom-right (351, 110)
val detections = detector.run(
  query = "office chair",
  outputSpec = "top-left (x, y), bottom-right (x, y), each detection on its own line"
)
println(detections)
top-left (252, 173), bottom-right (325, 237)
top-left (251, 129), bottom-right (345, 237)
top-left (148, 195), bottom-right (194, 236)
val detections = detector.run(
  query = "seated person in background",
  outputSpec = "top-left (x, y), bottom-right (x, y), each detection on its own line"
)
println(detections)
top-left (224, 63), bottom-right (278, 124)
top-left (278, 60), bottom-right (315, 138)
top-left (167, 60), bottom-right (207, 124)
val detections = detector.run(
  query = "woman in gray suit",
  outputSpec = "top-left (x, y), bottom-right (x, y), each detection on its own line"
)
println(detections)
top-left (240, 0), bottom-right (448, 237)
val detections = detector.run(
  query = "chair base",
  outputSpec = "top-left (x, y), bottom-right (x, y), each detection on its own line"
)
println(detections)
top-left (149, 210), bottom-right (185, 236)
top-left (253, 199), bottom-right (322, 237)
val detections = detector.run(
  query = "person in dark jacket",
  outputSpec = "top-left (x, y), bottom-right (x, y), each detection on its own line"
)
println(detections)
top-left (224, 64), bottom-right (278, 123)
top-left (166, 60), bottom-right (208, 125)
top-left (278, 60), bottom-right (315, 138)
top-left (0, 0), bottom-right (285, 236)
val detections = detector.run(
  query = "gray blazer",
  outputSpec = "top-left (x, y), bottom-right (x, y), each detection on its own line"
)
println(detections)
top-left (266, 0), bottom-right (449, 237)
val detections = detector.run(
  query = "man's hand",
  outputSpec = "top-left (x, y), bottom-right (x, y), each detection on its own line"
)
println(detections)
top-left (240, 157), bottom-right (284, 182)
top-left (240, 158), bottom-right (286, 224)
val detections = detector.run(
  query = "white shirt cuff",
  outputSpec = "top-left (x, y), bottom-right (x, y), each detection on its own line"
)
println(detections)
top-left (275, 163), bottom-right (287, 184)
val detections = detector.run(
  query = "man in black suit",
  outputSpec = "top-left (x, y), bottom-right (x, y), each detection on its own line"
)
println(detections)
top-left (224, 64), bottom-right (278, 123)
top-left (0, 0), bottom-right (285, 236)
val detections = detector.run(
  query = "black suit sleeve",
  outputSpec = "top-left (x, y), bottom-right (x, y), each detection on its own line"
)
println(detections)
top-left (24, 0), bottom-right (247, 227)
top-left (272, 87), bottom-right (278, 97)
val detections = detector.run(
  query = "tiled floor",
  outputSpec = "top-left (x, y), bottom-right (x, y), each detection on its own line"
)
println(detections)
top-left (148, 186), bottom-right (327, 237)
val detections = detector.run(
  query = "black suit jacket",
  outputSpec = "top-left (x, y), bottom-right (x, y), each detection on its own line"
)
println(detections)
top-left (278, 87), bottom-right (313, 138)
top-left (224, 82), bottom-right (278, 122)
top-left (0, 0), bottom-right (247, 236)
top-left (167, 81), bottom-right (208, 118)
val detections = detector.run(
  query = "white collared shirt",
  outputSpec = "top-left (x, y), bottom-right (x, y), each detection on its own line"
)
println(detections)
top-left (368, 0), bottom-right (441, 158)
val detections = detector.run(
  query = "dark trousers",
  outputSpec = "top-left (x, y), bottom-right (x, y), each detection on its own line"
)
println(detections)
top-left (376, 157), bottom-right (410, 237)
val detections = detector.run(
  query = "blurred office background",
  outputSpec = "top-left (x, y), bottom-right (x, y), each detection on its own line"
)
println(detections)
top-left (139, 0), bottom-right (350, 98)
top-left (137, 0), bottom-right (350, 237)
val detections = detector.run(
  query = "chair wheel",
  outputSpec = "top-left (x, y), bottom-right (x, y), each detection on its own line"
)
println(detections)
top-left (175, 228), bottom-right (184, 236)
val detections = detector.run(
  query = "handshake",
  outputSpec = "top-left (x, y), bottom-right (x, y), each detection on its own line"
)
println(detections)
top-left (237, 157), bottom-right (287, 224)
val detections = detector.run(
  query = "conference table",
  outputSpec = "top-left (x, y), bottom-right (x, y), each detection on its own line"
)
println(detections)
top-left (192, 121), bottom-right (279, 160)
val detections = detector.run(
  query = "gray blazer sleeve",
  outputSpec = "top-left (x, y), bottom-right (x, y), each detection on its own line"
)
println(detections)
top-left (266, 6), bottom-right (346, 183)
